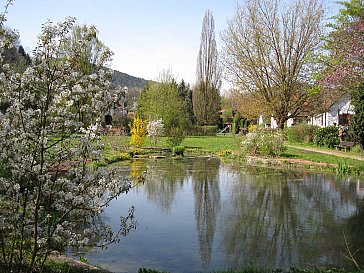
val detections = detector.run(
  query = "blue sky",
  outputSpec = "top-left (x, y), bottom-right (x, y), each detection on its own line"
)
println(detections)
top-left (5, 0), bottom-right (340, 87)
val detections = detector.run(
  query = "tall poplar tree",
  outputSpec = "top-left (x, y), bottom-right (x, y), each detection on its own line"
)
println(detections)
top-left (193, 10), bottom-right (221, 126)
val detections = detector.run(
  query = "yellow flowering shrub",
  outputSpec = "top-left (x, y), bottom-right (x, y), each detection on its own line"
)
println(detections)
top-left (129, 116), bottom-right (147, 147)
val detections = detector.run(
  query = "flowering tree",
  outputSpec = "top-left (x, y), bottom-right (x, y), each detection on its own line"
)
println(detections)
top-left (322, 0), bottom-right (364, 89)
top-left (0, 16), bottom-right (136, 272)
top-left (321, 0), bottom-right (364, 147)
top-left (147, 119), bottom-right (164, 146)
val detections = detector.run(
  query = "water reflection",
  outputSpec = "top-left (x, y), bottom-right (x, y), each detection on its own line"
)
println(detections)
top-left (142, 158), bottom-right (189, 211)
top-left (87, 158), bottom-right (364, 272)
top-left (192, 158), bottom-right (221, 265)
top-left (347, 197), bottom-right (364, 266)
top-left (221, 168), bottom-right (359, 268)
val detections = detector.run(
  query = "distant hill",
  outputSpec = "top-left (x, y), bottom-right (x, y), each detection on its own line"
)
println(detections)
top-left (111, 69), bottom-right (148, 89)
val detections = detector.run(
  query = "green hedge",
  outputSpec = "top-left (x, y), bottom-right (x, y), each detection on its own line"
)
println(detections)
top-left (186, 125), bottom-right (218, 136)
top-left (285, 124), bottom-right (318, 143)
top-left (173, 146), bottom-right (185, 156)
top-left (313, 126), bottom-right (339, 148)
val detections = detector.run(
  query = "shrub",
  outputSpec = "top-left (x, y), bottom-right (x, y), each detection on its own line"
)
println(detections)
top-left (242, 129), bottom-right (284, 157)
top-left (186, 125), bottom-right (218, 136)
top-left (173, 146), bottom-right (185, 156)
top-left (129, 148), bottom-right (143, 157)
top-left (105, 152), bottom-right (132, 163)
top-left (285, 124), bottom-right (318, 143)
top-left (313, 126), bottom-right (339, 148)
top-left (350, 83), bottom-right (364, 149)
top-left (167, 126), bottom-right (185, 146)
top-left (248, 123), bottom-right (256, 133)
top-left (219, 149), bottom-right (232, 157)
top-left (129, 115), bottom-right (147, 147)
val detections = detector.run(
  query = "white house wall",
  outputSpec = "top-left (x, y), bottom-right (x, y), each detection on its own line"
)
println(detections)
top-left (310, 95), bottom-right (354, 128)
top-left (258, 95), bottom-right (354, 128)
top-left (287, 118), bottom-right (294, 128)
top-left (270, 116), bottom-right (278, 129)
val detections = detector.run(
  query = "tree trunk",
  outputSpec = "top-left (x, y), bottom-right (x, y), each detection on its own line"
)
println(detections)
top-left (276, 116), bottom-right (286, 130)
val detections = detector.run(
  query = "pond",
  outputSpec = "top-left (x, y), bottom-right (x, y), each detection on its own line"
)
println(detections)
top-left (83, 157), bottom-right (364, 273)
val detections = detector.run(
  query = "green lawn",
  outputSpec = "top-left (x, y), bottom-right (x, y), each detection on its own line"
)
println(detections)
top-left (281, 146), bottom-right (364, 174)
top-left (101, 134), bottom-right (364, 174)
top-left (102, 134), bottom-right (242, 154)
top-left (282, 146), bottom-right (364, 166)
top-left (181, 134), bottom-right (241, 153)
top-left (286, 140), bottom-right (364, 157)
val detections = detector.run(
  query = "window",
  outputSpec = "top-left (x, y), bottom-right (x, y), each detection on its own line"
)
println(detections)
top-left (338, 114), bottom-right (350, 126)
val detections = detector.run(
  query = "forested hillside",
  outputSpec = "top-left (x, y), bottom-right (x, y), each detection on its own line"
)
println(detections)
top-left (111, 69), bottom-right (148, 89)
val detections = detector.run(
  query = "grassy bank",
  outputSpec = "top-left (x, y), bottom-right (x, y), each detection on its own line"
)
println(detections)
top-left (281, 146), bottom-right (364, 174)
top-left (101, 134), bottom-right (364, 174)
top-left (138, 267), bottom-right (363, 273)
top-left (286, 141), bottom-right (364, 157)
top-left (101, 134), bottom-right (241, 158)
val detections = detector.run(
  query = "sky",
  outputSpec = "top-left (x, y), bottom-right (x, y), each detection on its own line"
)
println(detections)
top-left (4, 0), bottom-right (341, 88)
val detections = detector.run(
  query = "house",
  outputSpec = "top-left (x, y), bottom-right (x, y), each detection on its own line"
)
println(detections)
top-left (308, 94), bottom-right (354, 128)
top-left (258, 94), bottom-right (354, 129)
top-left (104, 86), bottom-right (128, 126)
top-left (258, 115), bottom-right (278, 129)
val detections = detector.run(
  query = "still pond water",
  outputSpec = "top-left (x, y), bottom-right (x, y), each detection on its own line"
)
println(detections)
top-left (85, 157), bottom-right (364, 273)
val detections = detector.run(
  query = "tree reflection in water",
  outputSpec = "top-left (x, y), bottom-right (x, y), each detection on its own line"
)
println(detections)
top-left (192, 158), bottom-right (221, 265)
top-left (347, 197), bottom-right (364, 268)
top-left (140, 157), bottom-right (222, 265)
top-left (116, 158), bottom-right (363, 271)
top-left (142, 158), bottom-right (189, 211)
top-left (221, 166), bottom-right (360, 269)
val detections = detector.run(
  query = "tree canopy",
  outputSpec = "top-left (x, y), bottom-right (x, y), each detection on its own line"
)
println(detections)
top-left (137, 72), bottom-right (189, 133)
top-left (0, 15), bottom-right (135, 272)
top-left (321, 0), bottom-right (364, 147)
top-left (322, 0), bottom-right (364, 90)
top-left (193, 10), bottom-right (221, 126)
top-left (221, 0), bottom-right (324, 129)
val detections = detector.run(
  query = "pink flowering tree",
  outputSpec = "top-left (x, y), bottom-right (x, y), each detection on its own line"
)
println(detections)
top-left (322, 1), bottom-right (364, 89)
top-left (321, 0), bottom-right (364, 147)
top-left (0, 15), bottom-right (136, 272)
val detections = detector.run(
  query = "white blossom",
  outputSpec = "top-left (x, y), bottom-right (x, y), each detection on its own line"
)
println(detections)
top-left (147, 119), bottom-right (164, 146)
top-left (0, 17), bottom-right (135, 271)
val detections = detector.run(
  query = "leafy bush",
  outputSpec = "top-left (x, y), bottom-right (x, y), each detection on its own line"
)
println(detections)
top-left (129, 148), bottom-right (143, 157)
top-left (219, 149), bottom-right (232, 157)
top-left (129, 115), bottom-right (147, 147)
top-left (248, 123), bottom-right (256, 133)
top-left (242, 129), bottom-right (284, 157)
top-left (167, 126), bottom-right (185, 146)
top-left (105, 152), bottom-right (132, 163)
top-left (350, 83), bottom-right (364, 149)
top-left (173, 146), bottom-right (185, 156)
top-left (313, 126), bottom-right (339, 148)
top-left (285, 124), bottom-right (318, 143)
top-left (186, 125), bottom-right (218, 136)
